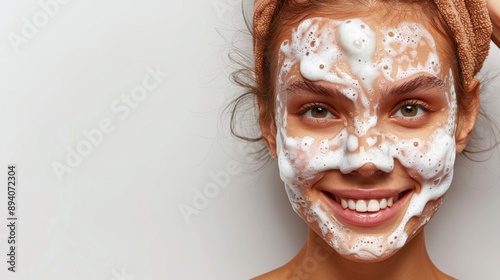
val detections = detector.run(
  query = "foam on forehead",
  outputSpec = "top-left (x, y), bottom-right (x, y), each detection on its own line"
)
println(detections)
top-left (279, 17), bottom-right (441, 114)
top-left (253, 0), bottom-right (492, 90)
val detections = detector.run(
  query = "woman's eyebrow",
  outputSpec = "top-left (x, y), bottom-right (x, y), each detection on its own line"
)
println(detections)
top-left (386, 75), bottom-right (446, 97)
top-left (286, 80), bottom-right (353, 103)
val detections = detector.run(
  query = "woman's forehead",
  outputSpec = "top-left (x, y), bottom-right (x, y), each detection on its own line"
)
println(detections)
top-left (277, 16), bottom-right (454, 94)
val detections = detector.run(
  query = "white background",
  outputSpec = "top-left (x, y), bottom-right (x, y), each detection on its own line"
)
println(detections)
top-left (0, 0), bottom-right (499, 279)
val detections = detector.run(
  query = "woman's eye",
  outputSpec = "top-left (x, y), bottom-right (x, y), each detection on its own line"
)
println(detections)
top-left (394, 104), bottom-right (426, 118)
top-left (304, 106), bottom-right (334, 119)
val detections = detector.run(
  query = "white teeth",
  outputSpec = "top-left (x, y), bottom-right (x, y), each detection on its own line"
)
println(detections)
top-left (348, 199), bottom-right (356, 210)
top-left (338, 194), bottom-right (401, 212)
top-left (380, 198), bottom-right (387, 209)
top-left (356, 200), bottom-right (368, 212)
top-left (341, 199), bottom-right (348, 209)
top-left (367, 199), bottom-right (379, 212)
top-left (387, 197), bottom-right (393, 207)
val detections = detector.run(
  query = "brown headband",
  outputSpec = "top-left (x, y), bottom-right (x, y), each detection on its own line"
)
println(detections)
top-left (253, 0), bottom-right (492, 89)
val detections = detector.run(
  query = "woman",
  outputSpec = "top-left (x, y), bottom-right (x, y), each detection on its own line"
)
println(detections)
top-left (232, 0), bottom-right (496, 279)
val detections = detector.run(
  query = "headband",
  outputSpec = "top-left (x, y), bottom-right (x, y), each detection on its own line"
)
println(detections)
top-left (253, 0), bottom-right (492, 89)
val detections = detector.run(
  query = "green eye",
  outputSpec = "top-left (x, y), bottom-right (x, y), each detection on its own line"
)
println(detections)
top-left (395, 104), bottom-right (425, 118)
top-left (401, 105), bottom-right (418, 116)
top-left (305, 106), bottom-right (334, 119)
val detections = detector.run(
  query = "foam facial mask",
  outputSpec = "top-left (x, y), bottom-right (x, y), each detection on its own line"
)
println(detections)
top-left (275, 17), bottom-right (457, 260)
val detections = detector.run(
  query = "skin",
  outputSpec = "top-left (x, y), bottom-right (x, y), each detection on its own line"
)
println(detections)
top-left (254, 7), bottom-right (480, 280)
top-left (487, 0), bottom-right (500, 47)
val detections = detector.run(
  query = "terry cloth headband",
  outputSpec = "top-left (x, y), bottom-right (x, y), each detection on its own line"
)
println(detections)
top-left (253, 0), bottom-right (492, 89)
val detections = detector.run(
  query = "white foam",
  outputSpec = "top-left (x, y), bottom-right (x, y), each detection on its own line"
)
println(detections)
top-left (275, 17), bottom-right (458, 260)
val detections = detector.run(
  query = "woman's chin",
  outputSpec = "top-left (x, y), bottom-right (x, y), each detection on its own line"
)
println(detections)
top-left (303, 195), bottom-right (446, 264)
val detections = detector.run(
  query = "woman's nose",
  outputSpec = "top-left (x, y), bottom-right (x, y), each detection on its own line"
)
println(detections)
top-left (346, 134), bottom-right (379, 153)
top-left (339, 130), bottom-right (394, 174)
top-left (350, 163), bottom-right (384, 177)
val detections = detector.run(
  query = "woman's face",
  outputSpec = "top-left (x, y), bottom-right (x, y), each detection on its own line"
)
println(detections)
top-left (271, 15), bottom-right (463, 261)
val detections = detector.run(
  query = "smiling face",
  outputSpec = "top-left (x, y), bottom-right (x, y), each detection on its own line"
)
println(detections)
top-left (267, 15), bottom-right (466, 261)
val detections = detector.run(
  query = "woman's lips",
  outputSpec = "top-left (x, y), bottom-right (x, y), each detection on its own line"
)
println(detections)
top-left (322, 190), bottom-right (412, 227)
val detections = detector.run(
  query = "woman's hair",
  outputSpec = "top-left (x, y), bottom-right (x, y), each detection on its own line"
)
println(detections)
top-left (228, 0), bottom-right (498, 160)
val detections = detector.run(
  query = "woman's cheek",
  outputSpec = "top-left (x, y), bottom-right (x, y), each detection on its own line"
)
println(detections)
top-left (277, 134), bottom-right (328, 188)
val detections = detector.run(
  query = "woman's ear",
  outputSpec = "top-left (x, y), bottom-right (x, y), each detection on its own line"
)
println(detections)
top-left (258, 98), bottom-right (278, 159)
top-left (455, 78), bottom-right (481, 153)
